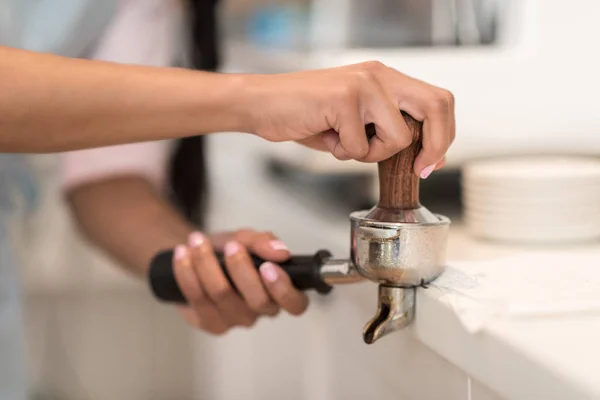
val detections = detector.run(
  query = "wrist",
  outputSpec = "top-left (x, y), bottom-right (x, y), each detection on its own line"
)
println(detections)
top-left (189, 72), bottom-right (263, 135)
top-left (221, 73), bottom-right (275, 136)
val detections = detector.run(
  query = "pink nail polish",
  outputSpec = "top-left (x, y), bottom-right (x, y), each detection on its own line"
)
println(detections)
top-left (269, 240), bottom-right (289, 252)
top-left (420, 164), bottom-right (436, 179)
top-left (188, 232), bottom-right (205, 248)
top-left (224, 241), bottom-right (241, 257)
top-left (259, 262), bottom-right (278, 283)
top-left (174, 245), bottom-right (188, 261)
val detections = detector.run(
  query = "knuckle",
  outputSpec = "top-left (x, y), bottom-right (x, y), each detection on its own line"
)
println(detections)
top-left (441, 89), bottom-right (455, 107)
top-left (428, 139), bottom-right (448, 157)
top-left (333, 149), bottom-right (351, 161)
top-left (429, 93), bottom-right (450, 113)
top-left (356, 147), bottom-right (369, 159)
top-left (355, 68), bottom-right (377, 87)
top-left (400, 131), bottom-right (414, 147)
top-left (389, 132), bottom-right (412, 149)
top-left (361, 60), bottom-right (385, 71)
top-left (336, 82), bottom-right (357, 102)
top-left (351, 139), bottom-right (370, 159)
top-left (357, 153), bottom-right (375, 164)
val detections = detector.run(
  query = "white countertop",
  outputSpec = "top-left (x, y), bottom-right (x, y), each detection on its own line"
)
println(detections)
top-left (414, 238), bottom-right (600, 400)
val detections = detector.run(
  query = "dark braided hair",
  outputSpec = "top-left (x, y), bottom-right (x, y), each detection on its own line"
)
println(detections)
top-left (168, 0), bottom-right (221, 228)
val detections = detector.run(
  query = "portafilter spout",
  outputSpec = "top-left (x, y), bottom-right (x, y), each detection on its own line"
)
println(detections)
top-left (362, 286), bottom-right (415, 344)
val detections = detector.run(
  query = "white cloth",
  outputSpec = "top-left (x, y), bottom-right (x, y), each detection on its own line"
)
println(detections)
top-left (428, 251), bottom-right (600, 334)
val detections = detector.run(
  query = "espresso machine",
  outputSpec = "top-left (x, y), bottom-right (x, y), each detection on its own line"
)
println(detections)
top-left (149, 112), bottom-right (450, 344)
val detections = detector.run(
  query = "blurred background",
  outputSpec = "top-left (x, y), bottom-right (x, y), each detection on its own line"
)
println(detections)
top-left (7, 0), bottom-right (600, 399)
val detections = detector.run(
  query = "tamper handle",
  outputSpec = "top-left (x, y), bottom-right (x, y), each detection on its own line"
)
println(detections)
top-left (367, 112), bottom-right (423, 210)
top-left (148, 249), bottom-right (333, 303)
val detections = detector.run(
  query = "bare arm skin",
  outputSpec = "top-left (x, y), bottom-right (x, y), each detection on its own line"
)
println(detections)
top-left (0, 46), bottom-right (246, 153)
top-left (66, 176), bottom-right (193, 277)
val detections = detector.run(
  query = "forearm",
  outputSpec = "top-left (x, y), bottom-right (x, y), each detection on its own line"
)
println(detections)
top-left (0, 46), bottom-right (248, 153)
top-left (65, 176), bottom-right (195, 277)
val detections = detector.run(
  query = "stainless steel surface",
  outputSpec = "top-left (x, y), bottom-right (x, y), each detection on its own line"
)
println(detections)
top-left (350, 210), bottom-right (451, 286)
top-left (320, 258), bottom-right (365, 285)
top-left (363, 285), bottom-right (415, 344)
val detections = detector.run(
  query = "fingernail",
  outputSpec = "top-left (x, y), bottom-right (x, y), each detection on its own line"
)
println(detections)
top-left (188, 232), bottom-right (205, 248)
top-left (174, 245), bottom-right (188, 261)
top-left (420, 164), bottom-right (436, 179)
top-left (269, 240), bottom-right (289, 252)
top-left (224, 241), bottom-right (241, 257)
top-left (259, 262), bottom-right (278, 283)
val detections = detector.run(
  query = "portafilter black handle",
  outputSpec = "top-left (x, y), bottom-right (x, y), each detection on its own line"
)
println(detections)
top-left (148, 249), bottom-right (334, 304)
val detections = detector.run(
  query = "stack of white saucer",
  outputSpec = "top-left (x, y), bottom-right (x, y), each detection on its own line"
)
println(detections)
top-left (462, 156), bottom-right (600, 244)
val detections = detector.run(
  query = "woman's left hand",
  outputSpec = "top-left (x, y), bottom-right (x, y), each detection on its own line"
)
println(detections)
top-left (173, 229), bottom-right (309, 335)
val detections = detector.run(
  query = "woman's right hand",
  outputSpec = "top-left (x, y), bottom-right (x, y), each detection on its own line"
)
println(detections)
top-left (239, 61), bottom-right (455, 178)
top-left (172, 230), bottom-right (308, 335)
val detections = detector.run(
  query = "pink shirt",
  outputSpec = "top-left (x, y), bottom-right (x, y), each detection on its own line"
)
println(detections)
top-left (59, 0), bottom-right (179, 192)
